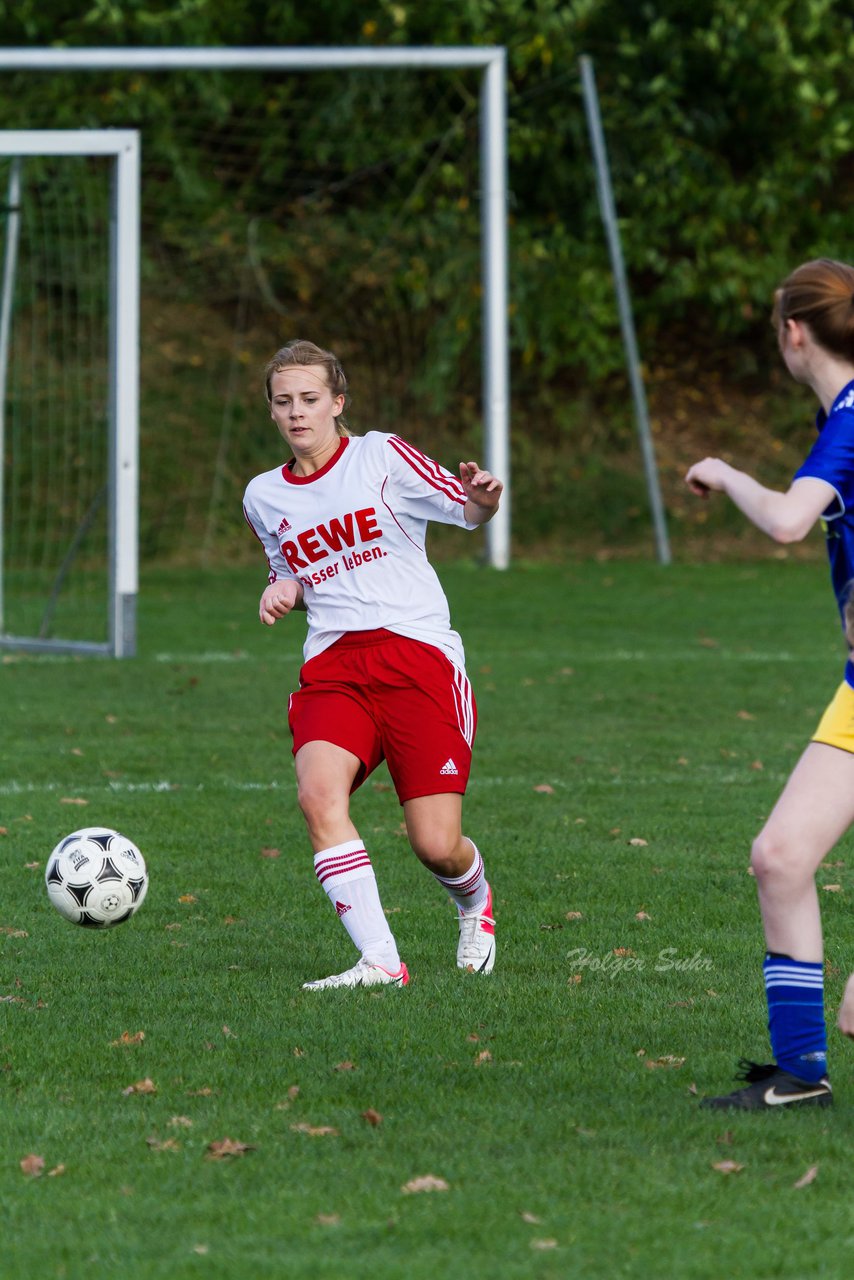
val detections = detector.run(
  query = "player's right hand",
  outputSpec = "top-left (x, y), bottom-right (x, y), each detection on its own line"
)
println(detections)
top-left (685, 457), bottom-right (733, 496)
top-left (259, 580), bottom-right (302, 625)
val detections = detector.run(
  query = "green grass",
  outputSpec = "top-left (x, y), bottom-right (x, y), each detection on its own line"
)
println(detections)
top-left (2, 558), bottom-right (853, 1279)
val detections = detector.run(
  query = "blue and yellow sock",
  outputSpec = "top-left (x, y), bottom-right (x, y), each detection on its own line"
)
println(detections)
top-left (763, 952), bottom-right (827, 1083)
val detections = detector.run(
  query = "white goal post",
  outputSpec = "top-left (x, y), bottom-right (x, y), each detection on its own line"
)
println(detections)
top-left (0, 129), bottom-right (139, 657)
top-left (0, 46), bottom-right (510, 573)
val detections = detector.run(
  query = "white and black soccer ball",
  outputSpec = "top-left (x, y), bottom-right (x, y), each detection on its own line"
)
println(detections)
top-left (45, 827), bottom-right (149, 928)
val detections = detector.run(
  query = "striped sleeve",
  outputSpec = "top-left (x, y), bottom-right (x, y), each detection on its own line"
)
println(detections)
top-left (385, 434), bottom-right (477, 528)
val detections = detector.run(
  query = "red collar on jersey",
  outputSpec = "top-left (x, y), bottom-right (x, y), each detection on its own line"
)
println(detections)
top-left (281, 435), bottom-right (350, 485)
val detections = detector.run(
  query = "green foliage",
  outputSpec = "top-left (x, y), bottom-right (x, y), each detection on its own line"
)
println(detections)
top-left (0, 2), bottom-right (852, 554)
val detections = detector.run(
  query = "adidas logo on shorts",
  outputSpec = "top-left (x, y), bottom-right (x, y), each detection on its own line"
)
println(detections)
top-left (440, 758), bottom-right (459, 776)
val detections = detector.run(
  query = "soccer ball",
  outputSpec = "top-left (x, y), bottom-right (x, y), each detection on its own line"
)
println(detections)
top-left (45, 827), bottom-right (149, 928)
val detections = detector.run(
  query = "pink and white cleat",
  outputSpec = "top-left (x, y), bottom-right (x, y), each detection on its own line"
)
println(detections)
top-left (457, 884), bottom-right (495, 974)
top-left (302, 957), bottom-right (410, 990)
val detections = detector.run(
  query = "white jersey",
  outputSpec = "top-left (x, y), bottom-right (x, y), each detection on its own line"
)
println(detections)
top-left (242, 432), bottom-right (479, 667)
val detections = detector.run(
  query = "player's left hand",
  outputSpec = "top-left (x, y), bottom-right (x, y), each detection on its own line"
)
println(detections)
top-left (459, 460), bottom-right (503, 512)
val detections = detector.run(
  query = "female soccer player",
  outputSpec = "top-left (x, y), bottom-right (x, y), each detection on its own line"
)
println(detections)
top-left (243, 340), bottom-right (502, 989)
top-left (686, 257), bottom-right (854, 1108)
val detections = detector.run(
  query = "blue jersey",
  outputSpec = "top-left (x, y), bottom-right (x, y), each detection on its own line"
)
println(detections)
top-left (794, 378), bottom-right (854, 685)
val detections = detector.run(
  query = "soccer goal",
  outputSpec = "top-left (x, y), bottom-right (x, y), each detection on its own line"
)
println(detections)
top-left (0, 47), bottom-right (509, 593)
top-left (0, 129), bottom-right (139, 657)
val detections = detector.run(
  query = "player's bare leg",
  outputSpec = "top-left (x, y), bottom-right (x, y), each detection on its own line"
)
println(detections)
top-left (404, 793), bottom-right (495, 973)
top-left (296, 741), bottom-right (407, 990)
top-left (702, 742), bottom-right (854, 1108)
top-left (751, 742), bottom-right (854, 959)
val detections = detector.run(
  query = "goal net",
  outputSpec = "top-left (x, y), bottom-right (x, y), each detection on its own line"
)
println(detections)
top-left (0, 48), bottom-right (508, 647)
top-left (0, 130), bottom-right (138, 657)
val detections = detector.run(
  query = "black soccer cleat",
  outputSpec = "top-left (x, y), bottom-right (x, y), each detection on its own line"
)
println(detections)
top-left (700, 1059), bottom-right (833, 1111)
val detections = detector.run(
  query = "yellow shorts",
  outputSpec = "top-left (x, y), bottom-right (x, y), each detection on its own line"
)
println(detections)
top-left (812, 680), bottom-right (854, 754)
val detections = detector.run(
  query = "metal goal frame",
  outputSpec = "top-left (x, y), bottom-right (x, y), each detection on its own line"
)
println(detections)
top-left (0, 46), bottom-right (510, 586)
top-left (0, 128), bottom-right (140, 657)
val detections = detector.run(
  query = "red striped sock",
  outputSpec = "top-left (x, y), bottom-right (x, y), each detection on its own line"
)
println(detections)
top-left (433, 840), bottom-right (488, 914)
top-left (313, 840), bottom-right (400, 968)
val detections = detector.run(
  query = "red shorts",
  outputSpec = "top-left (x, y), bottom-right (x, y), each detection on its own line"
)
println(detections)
top-left (288, 629), bottom-right (476, 803)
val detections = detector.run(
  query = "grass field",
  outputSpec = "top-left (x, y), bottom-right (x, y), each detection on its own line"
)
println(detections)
top-left (2, 558), bottom-right (853, 1280)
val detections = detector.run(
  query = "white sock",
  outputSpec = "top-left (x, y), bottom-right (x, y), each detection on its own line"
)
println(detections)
top-left (313, 840), bottom-right (401, 970)
top-left (432, 839), bottom-right (489, 915)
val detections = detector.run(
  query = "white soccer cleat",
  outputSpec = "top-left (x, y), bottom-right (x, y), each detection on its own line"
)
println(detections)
top-left (457, 883), bottom-right (495, 974)
top-left (302, 957), bottom-right (410, 990)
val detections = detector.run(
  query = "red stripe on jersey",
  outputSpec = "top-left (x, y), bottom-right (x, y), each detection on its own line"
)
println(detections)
top-left (243, 506), bottom-right (279, 583)
top-left (389, 436), bottom-right (467, 506)
top-left (380, 475), bottom-right (423, 550)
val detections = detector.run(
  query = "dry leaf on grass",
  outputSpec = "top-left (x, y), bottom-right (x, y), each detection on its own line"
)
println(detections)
top-left (315, 1214), bottom-right (341, 1226)
top-left (205, 1137), bottom-right (255, 1160)
top-left (565, 911), bottom-right (583, 920)
top-left (20, 1154), bottom-right (45, 1177)
top-left (712, 1161), bottom-right (744, 1175)
top-left (519, 1211), bottom-right (542, 1224)
top-left (401, 1174), bottom-right (450, 1194)
top-left (274, 1085), bottom-right (301, 1111)
top-left (474, 1050), bottom-right (493, 1066)
top-left (361, 1109), bottom-right (383, 1126)
top-left (645, 1056), bottom-right (686, 1070)
top-left (290, 1123), bottom-right (339, 1137)
top-left (169, 1116), bottom-right (193, 1129)
top-left (178, 894), bottom-right (197, 904)
top-left (60, 797), bottom-right (88, 806)
top-left (793, 1164), bottom-right (819, 1190)
top-left (334, 1060), bottom-right (356, 1072)
top-left (122, 1078), bottom-right (157, 1096)
top-left (533, 784), bottom-right (555, 794)
top-left (260, 847), bottom-right (280, 858)
top-left (110, 1030), bottom-right (145, 1047)
top-left (0, 927), bottom-right (28, 938)
top-left (146, 1136), bottom-right (181, 1152)
top-left (822, 884), bottom-right (842, 893)
top-left (531, 1239), bottom-right (558, 1251)
top-left (47, 1164), bottom-right (66, 1177)
top-left (628, 837), bottom-right (648, 847)
top-left (635, 911), bottom-right (652, 921)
